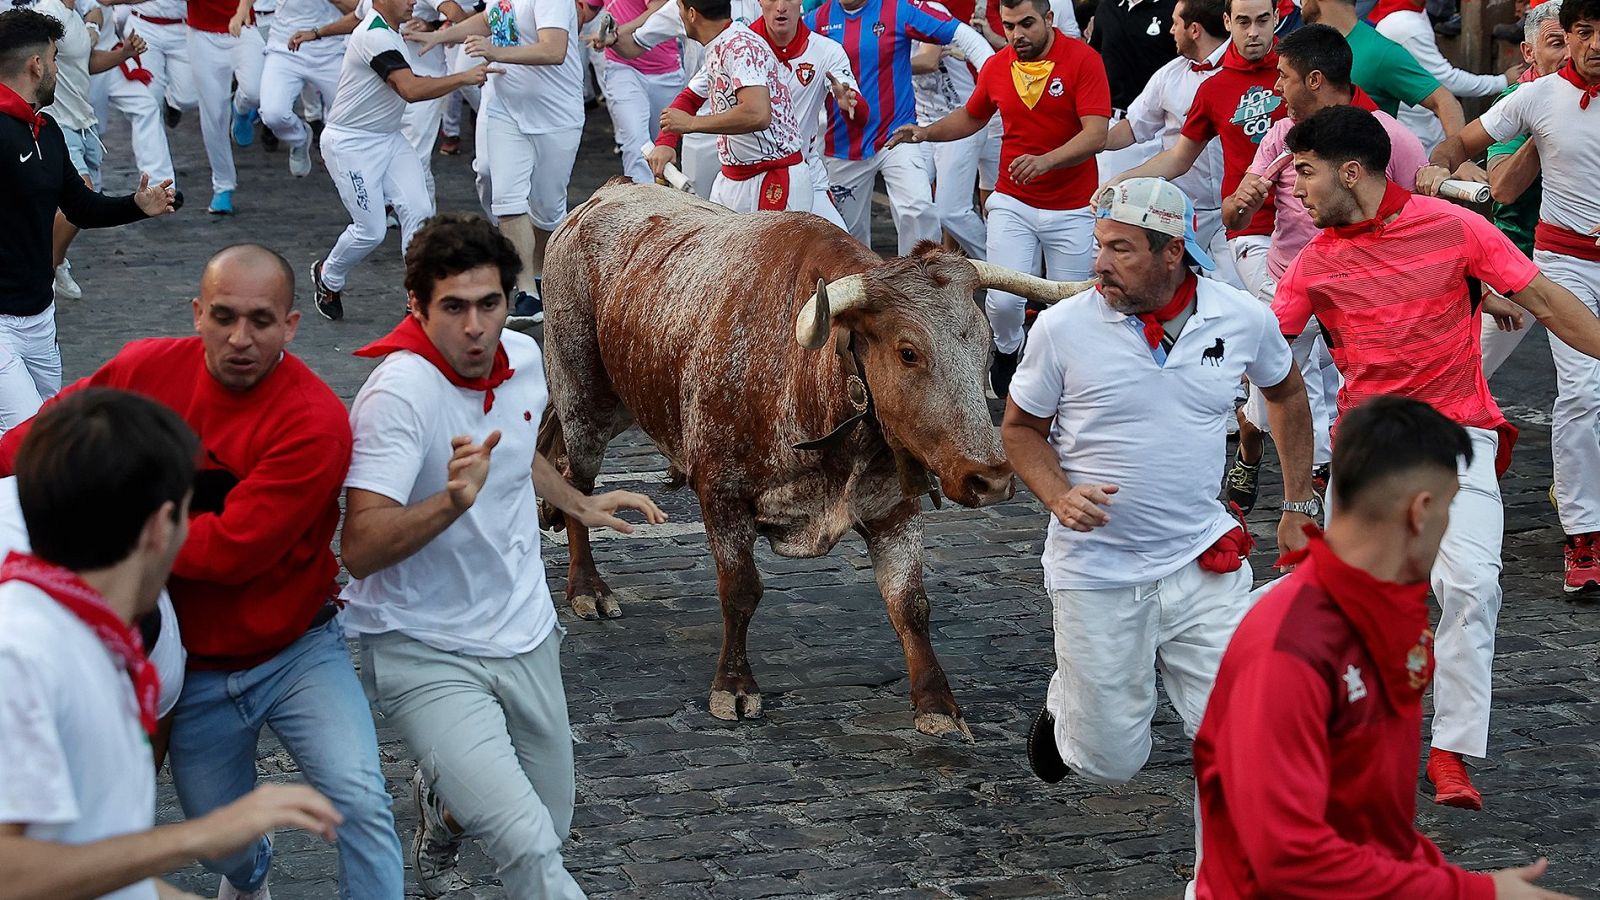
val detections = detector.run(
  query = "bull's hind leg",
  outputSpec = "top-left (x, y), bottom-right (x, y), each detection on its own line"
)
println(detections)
top-left (703, 502), bottom-right (764, 721)
top-left (858, 502), bottom-right (971, 741)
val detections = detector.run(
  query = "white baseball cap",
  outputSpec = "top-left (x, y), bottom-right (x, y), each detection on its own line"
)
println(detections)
top-left (1093, 177), bottom-right (1216, 271)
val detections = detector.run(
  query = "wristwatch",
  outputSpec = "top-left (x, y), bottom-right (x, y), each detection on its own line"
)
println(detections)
top-left (1281, 497), bottom-right (1323, 518)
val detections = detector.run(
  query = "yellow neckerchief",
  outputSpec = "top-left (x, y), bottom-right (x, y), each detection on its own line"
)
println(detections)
top-left (1011, 58), bottom-right (1056, 109)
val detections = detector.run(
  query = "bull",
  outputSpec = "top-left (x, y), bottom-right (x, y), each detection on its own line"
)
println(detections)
top-left (540, 181), bottom-right (1091, 738)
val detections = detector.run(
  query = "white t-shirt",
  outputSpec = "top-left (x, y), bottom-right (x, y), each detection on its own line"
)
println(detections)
top-left (327, 10), bottom-right (412, 135)
top-left (1009, 277), bottom-right (1293, 590)
top-left (405, 0), bottom-right (450, 76)
top-left (695, 21), bottom-right (801, 166)
top-left (1375, 10), bottom-right (1505, 153)
top-left (0, 581), bottom-right (157, 900)
top-left (341, 331), bottom-right (557, 658)
top-left (634, 0), bottom-right (758, 76)
top-left (1124, 42), bottom-right (1226, 211)
top-left (37, 0), bottom-right (96, 132)
top-left (1479, 73), bottom-right (1600, 238)
top-left (481, 0), bottom-right (585, 135)
top-left (268, 0), bottom-right (345, 54)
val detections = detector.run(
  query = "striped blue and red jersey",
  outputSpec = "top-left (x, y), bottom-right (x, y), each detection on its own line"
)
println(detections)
top-left (806, 0), bottom-right (960, 160)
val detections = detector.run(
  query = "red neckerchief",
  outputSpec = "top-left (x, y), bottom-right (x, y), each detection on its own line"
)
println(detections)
top-left (1190, 58), bottom-right (1217, 72)
top-left (750, 16), bottom-right (810, 64)
top-left (1328, 178), bottom-right (1411, 239)
top-left (353, 314), bottom-right (514, 413)
top-left (117, 45), bottom-right (155, 85)
top-left (1276, 531), bottom-right (1434, 715)
top-left (1134, 271), bottom-right (1198, 348)
top-left (1, 551), bottom-right (161, 737)
top-left (1365, 0), bottom-right (1423, 25)
top-left (1349, 85), bottom-right (1378, 111)
top-left (1221, 42), bottom-right (1277, 74)
top-left (1275, 0), bottom-right (1295, 21)
top-left (1556, 60), bottom-right (1600, 109)
top-left (0, 82), bottom-right (45, 139)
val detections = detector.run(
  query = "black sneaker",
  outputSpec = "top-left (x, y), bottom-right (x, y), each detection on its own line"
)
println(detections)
top-left (1225, 455), bottom-right (1260, 514)
top-left (261, 122), bottom-right (280, 152)
top-left (1433, 12), bottom-right (1461, 36)
top-left (163, 102), bottom-right (181, 129)
top-left (1027, 705), bottom-right (1069, 784)
top-left (990, 348), bottom-right (1020, 398)
top-left (512, 288), bottom-right (543, 322)
top-left (1312, 464), bottom-right (1330, 502)
top-left (310, 259), bottom-right (343, 321)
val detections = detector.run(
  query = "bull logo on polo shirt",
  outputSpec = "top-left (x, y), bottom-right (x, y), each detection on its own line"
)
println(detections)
top-left (1047, 78), bottom-right (1064, 97)
top-left (1230, 85), bottom-right (1282, 144)
top-left (796, 62), bottom-right (816, 86)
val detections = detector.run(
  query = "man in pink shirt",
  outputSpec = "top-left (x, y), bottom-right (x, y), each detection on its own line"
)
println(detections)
top-left (600, 0), bottom-right (684, 184)
top-left (1220, 22), bottom-right (1427, 512)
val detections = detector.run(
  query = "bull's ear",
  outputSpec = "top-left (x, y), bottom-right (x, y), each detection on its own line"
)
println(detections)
top-left (908, 239), bottom-right (945, 258)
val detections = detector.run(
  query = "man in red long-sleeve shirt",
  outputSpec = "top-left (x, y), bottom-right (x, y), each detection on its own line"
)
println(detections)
top-left (1194, 395), bottom-right (1574, 899)
top-left (0, 244), bottom-right (404, 899)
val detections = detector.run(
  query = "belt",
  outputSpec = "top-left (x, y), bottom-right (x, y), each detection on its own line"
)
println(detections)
top-left (1534, 221), bottom-right (1600, 262)
top-left (131, 11), bottom-right (185, 25)
top-left (719, 150), bottom-right (801, 181)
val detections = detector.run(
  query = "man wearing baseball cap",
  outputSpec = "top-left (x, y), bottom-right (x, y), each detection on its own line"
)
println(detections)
top-left (1001, 175), bottom-right (1315, 871)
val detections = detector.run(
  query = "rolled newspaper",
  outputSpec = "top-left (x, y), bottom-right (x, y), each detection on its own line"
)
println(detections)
top-left (641, 142), bottom-right (693, 192)
top-left (1261, 149), bottom-right (1293, 180)
top-left (593, 10), bottom-right (617, 45)
top-left (1438, 179), bottom-right (1491, 204)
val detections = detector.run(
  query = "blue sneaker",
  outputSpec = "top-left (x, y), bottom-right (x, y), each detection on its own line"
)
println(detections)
top-left (231, 109), bottom-right (255, 147)
top-left (207, 190), bottom-right (234, 215)
top-left (512, 288), bottom-right (543, 322)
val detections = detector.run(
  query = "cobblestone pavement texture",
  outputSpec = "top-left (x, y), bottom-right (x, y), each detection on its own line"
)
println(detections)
top-left (68, 104), bottom-right (1600, 898)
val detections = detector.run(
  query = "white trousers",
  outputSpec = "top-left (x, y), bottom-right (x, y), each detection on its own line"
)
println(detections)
top-left (185, 28), bottom-right (239, 193)
top-left (260, 46), bottom-right (341, 148)
top-left (977, 115), bottom-right (1001, 191)
top-left (401, 94), bottom-right (447, 199)
top-left (1538, 251), bottom-right (1600, 535)
top-left (232, 18), bottom-right (268, 116)
top-left (824, 143), bottom-right (940, 255)
top-left (708, 162), bottom-right (812, 214)
top-left (808, 161), bottom-right (846, 229)
top-left (1428, 426), bottom-right (1504, 758)
top-left (680, 132), bottom-right (719, 200)
top-left (1479, 310), bottom-right (1535, 381)
top-left (90, 66), bottom-right (177, 187)
top-left (603, 64), bottom-right (681, 184)
top-left (320, 127), bottom-right (434, 291)
top-left (0, 307), bottom-right (62, 403)
top-left (0, 344), bottom-right (42, 438)
top-left (1193, 206), bottom-right (1243, 291)
top-left (483, 117), bottom-right (582, 229)
top-left (1046, 559), bottom-right (1253, 783)
top-left (983, 192), bottom-right (1094, 354)
top-left (134, 18), bottom-right (195, 110)
top-left (931, 126), bottom-right (989, 259)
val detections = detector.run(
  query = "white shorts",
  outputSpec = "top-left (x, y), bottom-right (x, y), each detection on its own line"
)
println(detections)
top-left (708, 162), bottom-right (812, 215)
top-left (484, 115), bottom-right (582, 230)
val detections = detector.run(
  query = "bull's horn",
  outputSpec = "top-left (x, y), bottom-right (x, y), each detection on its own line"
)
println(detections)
top-left (970, 260), bottom-right (1096, 305)
top-left (795, 274), bottom-right (868, 350)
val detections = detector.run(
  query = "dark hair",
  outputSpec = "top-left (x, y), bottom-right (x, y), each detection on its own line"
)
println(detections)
top-left (404, 214), bottom-right (523, 311)
top-left (1329, 396), bottom-right (1471, 510)
top-left (1560, 0), bottom-right (1600, 30)
top-left (0, 8), bottom-right (63, 79)
top-left (1224, 0), bottom-right (1278, 15)
top-left (1176, 0), bottom-right (1228, 39)
top-left (16, 389), bottom-right (198, 571)
top-left (999, 0), bottom-right (1053, 17)
top-left (681, 0), bottom-right (732, 19)
top-left (1278, 23), bottom-right (1353, 87)
top-left (1285, 104), bottom-right (1391, 174)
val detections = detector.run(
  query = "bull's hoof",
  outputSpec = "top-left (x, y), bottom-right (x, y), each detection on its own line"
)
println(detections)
top-left (571, 594), bottom-right (601, 620)
top-left (708, 689), bottom-right (763, 721)
top-left (914, 712), bottom-right (974, 742)
top-left (597, 594), bottom-right (623, 619)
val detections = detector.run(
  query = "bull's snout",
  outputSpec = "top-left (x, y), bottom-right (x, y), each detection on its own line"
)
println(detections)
top-left (952, 463), bottom-right (1015, 508)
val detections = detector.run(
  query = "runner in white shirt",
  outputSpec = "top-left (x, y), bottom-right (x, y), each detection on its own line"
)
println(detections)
top-left (1425, 0), bottom-right (1600, 595)
top-left (307, 0), bottom-right (495, 321)
top-left (1372, 1), bottom-right (1516, 153)
top-left (339, 216), bottom-right (665, 899)
top-left (228, 0), bottom-right (347, 177)
top-left (0, 389), bottom-right (340, 900)
top-left (226, 0), bottom-right (278, 149)
top-left (88, 7), bottom-right (178, 194)
top-left (123, 0), bottom-right (195, 115)
top-left (414, 0), bottom-right (586, 320)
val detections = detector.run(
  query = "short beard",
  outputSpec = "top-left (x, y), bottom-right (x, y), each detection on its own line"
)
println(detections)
top-left (35, 78), bottom-right (55, 108)
top-left (1103, 287), bottom-right (1168, 316)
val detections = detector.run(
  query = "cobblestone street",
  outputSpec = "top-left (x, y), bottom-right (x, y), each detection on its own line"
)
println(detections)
top-left (64, 104), bottom-right (1600, 898)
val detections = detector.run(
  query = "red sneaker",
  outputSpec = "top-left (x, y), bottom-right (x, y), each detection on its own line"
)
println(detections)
top-left (1426, 748), bottom-right (1483, 810)
top-left (1564, 533), bottom-right (1600, 595)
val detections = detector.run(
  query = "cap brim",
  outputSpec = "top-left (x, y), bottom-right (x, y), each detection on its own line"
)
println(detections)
top-left (1184, 236), bottom-right (1216, 271)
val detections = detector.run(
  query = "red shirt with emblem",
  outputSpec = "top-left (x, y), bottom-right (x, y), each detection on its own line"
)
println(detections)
top-left (965, 30), bottom-right (1111, 211)
top-left (187, 0), bottom-right (236, 33)
top-left (1179, 44), bottom-right (1286, 238)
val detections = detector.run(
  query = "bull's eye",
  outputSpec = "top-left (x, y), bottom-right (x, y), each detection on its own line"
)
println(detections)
top-left (898, 348), bottom-right (919, 366)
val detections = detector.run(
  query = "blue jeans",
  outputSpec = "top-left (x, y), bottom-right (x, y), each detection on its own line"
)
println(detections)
top-left (167, 617), bottom-right (403, 898)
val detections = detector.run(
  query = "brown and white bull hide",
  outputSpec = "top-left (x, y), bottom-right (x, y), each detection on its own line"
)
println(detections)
top-left (539, 180), bottom-right (1090, 738)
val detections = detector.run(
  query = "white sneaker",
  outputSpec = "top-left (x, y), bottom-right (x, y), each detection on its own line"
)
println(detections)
top-left (289, 137), bottom-right (312, 177)
top-left (217, 878), bottom-right (270, 900)
top-left (411, 769), bottom-right (469, 898)
top-left (53, 260), bottom-right (82, 300)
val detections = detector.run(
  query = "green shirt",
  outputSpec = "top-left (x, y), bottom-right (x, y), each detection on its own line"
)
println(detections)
top-left (1486, 82), bottom-right (1539, 257)
top-left (1346, 21), bottom-right (1442, 117)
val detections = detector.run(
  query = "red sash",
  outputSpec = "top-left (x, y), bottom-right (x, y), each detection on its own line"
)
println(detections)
top-left (720, 151), bottom-right (802, 211)
top-left (1533, 221), bottom-right (1600, 262)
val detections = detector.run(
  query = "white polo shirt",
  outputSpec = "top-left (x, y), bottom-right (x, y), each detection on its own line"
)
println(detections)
top-left (341, 330), bottom-right (557, 658)
top-left (1122, 41), bottom-right (1226, 211)
top-left (1479, 74), bottom-right (1600, 238)
top-left (1010, 276), bottom-right (1294, 590)
top-left (481, 0), bottom-right (585, 135)
top-left (268, 0), bottom-right (345, 55)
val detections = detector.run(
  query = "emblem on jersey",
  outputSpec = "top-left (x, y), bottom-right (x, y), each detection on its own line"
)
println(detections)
top-left (1230, 85), bottom-right (1282, 144)
top-left (1407, 628), bottom-right (1434, 690)
top-left (872, 20), bottom-right (887, 35)
top-left (1342, 664), bottom-right (1368, 703)
top-left (1201, 338), bottom-right (1224, 365)
top-left (1047, 77), bottom-right (1064, 97)
top-left (796, 62), bottom-right (816, 85)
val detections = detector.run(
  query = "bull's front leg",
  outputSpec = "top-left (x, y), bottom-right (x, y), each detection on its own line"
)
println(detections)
top-left (543, 406), bottom-right (624, 620)
top-left (858, 503), bottom-right (971, 741)
top-left (703, 505), bottom-right (764, 721)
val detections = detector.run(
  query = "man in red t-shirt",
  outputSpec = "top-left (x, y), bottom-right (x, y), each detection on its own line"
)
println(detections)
top-left (1274, 105), bottom-right (1600, 811)
top-left (1194, 396), bottom-right (1576, 900)
top-left (887, 0), bottom-right (1109, 396)
top-left (1116, 0), bottom-right (1284, 304)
